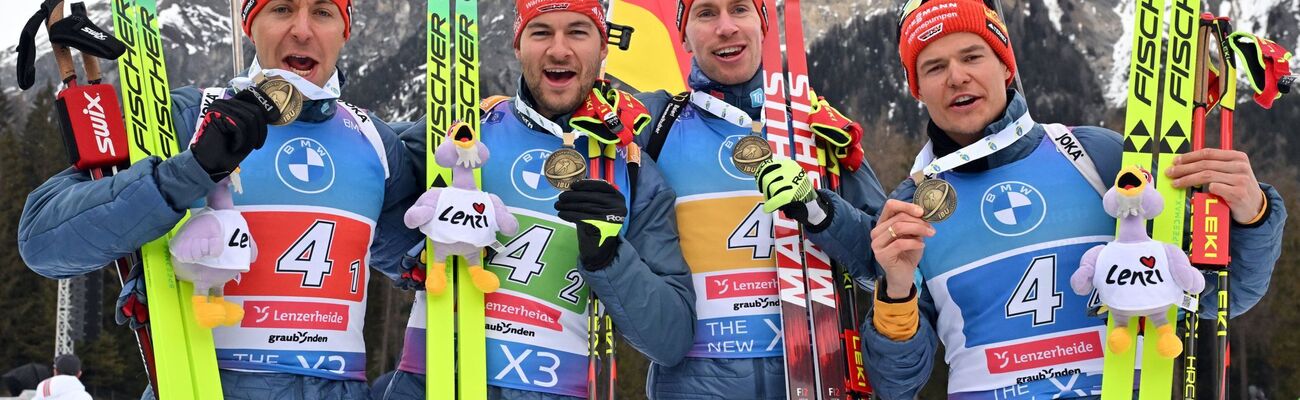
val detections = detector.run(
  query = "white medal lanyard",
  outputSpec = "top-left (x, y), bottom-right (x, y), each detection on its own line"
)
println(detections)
top-left (512, 96), bottom-right (572, 139)
top-left (909, 112), bottom-right (1036, 178)
top-left (689, 91), bottom-right (754, 130)
top-left (241, 59), bottom-right (342, 101)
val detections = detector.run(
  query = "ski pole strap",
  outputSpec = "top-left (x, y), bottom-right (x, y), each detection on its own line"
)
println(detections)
top-left (1227, 31), bottom-right (1294, 108)
top-left (644, 91), bottom-right (690, 161)
top-left (1042, 124), bottom-right (1107, 197)
top-left (17, 0), bottom-right (64, 89)
top-left (909, 112), bottom-right (1036, 179)
top-left (49, 3), bottom-right (125, 61)
top-left (17, 0), bottom-right (127, 89)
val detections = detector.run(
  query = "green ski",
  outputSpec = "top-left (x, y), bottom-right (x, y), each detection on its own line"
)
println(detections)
top-left (1109, 0), bottom-right (1200, 398)
top-left (111, 0), bottom-right (223, 398)
top-left (426, 1), bottom-right (485, 398)
top-left (1141, 0), bottom-right (1200, 397)
top-left (1105, 0), bottom-right (1166, 397)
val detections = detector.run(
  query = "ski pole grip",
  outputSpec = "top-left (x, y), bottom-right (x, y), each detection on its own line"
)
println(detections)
top-left (1281, 75), bottom-right (1296, 94)
top-left (82, 53), bottom-right (102, 83)
top-left (55, 82), bottom-right (129, 170)
top-left (45, 0), bottom-right (77, 84)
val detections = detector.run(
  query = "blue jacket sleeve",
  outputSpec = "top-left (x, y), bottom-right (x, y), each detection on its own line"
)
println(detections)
top-left (367, 113), bottom-right (425, 283)
top-left (578, 156), bottom-right (696, 367)
top-left (804, 161), bottom-right (889, 284)
top-left (18, 87), bottom-right (214, 279)
top-left (861, 288), bottom-right (940, 400)
top-left (808, 174), bottom-right (932, 399)
top-left (1071, 126), bottom-right (1288, 319)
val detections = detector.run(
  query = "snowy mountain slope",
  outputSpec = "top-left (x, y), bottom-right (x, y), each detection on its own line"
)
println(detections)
top-left (2, 0), bottom-right (1296, 130)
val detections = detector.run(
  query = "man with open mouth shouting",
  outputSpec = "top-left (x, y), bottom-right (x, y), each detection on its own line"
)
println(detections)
top-left (376, 0), bottom-right (696, 399)
top-left (19, 1), bottom-right (425, 398)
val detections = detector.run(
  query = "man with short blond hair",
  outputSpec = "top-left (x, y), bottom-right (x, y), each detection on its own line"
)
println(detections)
top-left (635, 0), bottom-right (886, 398)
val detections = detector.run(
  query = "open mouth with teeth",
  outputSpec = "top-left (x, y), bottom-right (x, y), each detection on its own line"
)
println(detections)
top-left (543, 68), bottom-right (577, 86)
top-left (713, 46), bottom-right (745, 61)
top-left (283, 55), bottom-right (319, 78)
top-left (950, 95), bottom-right (979, 108)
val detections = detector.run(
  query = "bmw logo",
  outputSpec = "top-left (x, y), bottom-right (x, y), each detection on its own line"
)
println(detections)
top-left (275, 137), bottom-right (335, 194)
top-left (511, 149), bottom-right (562, 201)
top-left (980, 181), bottom-right (1047, 237)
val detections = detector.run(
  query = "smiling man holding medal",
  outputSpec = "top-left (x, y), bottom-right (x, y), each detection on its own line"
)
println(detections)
top-left (753, 0), bottom-right (1287, 398)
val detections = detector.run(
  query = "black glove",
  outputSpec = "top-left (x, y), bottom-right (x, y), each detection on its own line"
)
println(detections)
top-left (554, 180), bottom-right (627, 270)
top-left (190, 87), bottom-right (278, 181)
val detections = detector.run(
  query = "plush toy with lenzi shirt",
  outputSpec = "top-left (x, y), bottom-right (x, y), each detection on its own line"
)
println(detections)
top-left (1070, 166), bottom-right (1205, 358)
top-left (169, 177), bottom-right (256, 328)
top-left (404, 122), bottom-right (519, 294)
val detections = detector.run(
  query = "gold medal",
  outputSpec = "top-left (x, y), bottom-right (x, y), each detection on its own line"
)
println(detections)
top-left (255, 76), bottom-right (303, 126)
top-left (543, 132), bottom-right (588, 190)
top-left (913, 177), bottom-right (957, 222)
top-left (731, 135), bottom-right (772, 176)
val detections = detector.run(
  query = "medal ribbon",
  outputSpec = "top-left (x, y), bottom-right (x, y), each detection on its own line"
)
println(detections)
top-left (513, 96), bottom-right (569, 139)
top-left (689, 91), bottom-right (753, 129)
top-left (244, 59), bottom-right (342, 101)
top-left (909, 112), bottom-right (1036, 179)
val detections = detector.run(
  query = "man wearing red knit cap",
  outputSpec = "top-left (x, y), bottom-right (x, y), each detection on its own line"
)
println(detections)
top-left (630, 0), bottom-right (887, 398)
top-left (782, 1), bottom-right (1286, 399)
top-left (240, 0), bottom-right (353, 87)
top-left (374, 0), bottom-right (696, 399)
top-left (19, 1), bottom-right (427, 399)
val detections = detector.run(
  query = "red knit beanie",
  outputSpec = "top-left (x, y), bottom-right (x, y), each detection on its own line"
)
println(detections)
top-left (898, 0), bottom-right (1015, 98)
top-left (513, 0), bottom-right (609, 48)
top-left (675, 0), bottom-right (769, 41)
top-left (241, 0), bottom-right (353, 39)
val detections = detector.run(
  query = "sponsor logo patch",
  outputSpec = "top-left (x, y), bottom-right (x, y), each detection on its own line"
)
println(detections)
top-left (707, 271), bottom-right (779, 300)
top-left (243, 301), bottom-right (349, 331)
top-left (984, 332), bottom-right (1102, 373)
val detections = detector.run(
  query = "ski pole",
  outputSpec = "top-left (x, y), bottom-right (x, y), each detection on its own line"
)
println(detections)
top-left (1188, 13), bottom-right (1236, 400)
top-left (985, 0), bottom-right (1024, 95)
top-left (230, 0), bottom-right (244, 77)
top-left (26, 0), bottom-right (159, 390)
